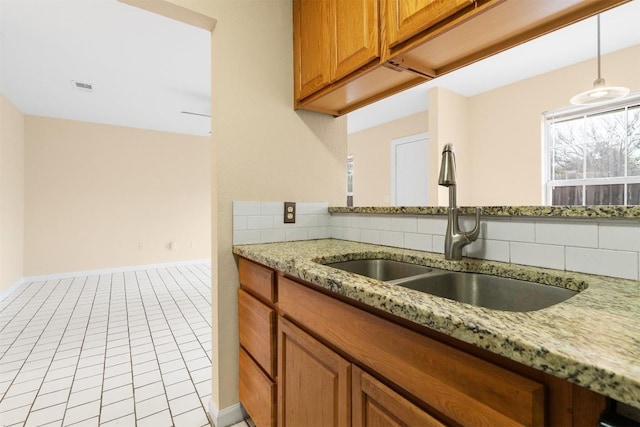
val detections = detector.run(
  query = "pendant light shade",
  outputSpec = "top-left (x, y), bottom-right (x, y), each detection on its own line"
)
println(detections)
top-left (570, 15), bottom-right (629, 105)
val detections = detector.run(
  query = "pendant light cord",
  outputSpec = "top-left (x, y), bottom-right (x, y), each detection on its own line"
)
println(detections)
top-left (597, 15), bottom-right (601, 80)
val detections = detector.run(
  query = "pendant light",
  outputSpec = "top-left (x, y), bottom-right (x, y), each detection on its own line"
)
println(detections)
top-left (570, 15), bottom-right (629, 105)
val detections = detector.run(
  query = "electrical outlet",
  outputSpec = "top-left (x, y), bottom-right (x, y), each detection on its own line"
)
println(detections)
top-left (284, 201), bottom-right (296, 223)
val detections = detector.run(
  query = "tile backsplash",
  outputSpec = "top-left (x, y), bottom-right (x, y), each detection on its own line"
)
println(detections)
top-left (331, 213), bottom-right (640, 281)
top-left (233, 201), bottom-right (330, 245)
top-left (232, 202), bottom-right (640, 281)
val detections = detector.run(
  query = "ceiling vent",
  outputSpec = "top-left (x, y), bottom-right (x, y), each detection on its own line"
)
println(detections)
top-left (71, 80), bottom-right (94, 92)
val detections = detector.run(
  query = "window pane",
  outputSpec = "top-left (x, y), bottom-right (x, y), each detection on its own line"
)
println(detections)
top-left (584, 109), bottom-right (626, 178)
top-left (628, 183), bottom-right (640, 205)
top-left (628, 106), bottom-right (640, 176)
top-left (551, 118), bottom-right (584, 180)
top-left (552, 186), bottom-right (583, 206)
top-left (585, 184), bottom-right (624, 205)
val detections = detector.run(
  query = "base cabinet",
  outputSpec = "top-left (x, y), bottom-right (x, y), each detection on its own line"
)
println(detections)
top-left (237, 257), bottom-right (607, 427)
top-left (238, 258), bottom-right (277, 427)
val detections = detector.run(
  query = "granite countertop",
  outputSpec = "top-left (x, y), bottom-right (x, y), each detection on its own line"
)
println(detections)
top-left (232, 239), bottom-right (640, 409)
top-left (329, 205), bottom-right (640, 218)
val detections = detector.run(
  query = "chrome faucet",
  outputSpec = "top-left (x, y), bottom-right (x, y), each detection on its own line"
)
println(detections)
top-left (438, 144), bottom-right (480, 260)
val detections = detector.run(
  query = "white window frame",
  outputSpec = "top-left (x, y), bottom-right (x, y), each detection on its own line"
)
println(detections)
top-left (544, 92), bottom-right (640, 206)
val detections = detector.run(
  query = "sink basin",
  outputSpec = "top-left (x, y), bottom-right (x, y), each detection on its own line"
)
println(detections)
top-left (395, 271), bottom-right (578, 312)
top-left (326, 259), bottom-right (433, 281)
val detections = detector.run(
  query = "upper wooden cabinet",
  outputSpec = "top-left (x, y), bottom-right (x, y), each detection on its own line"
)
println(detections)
top-left (293, 0), bottom-right (331, 99)
top-left (333, 0), bottom-right (379, 81)
top-left (386, 0), bottom-right (472, 48)
top-left (293, 0), bottom-right (629, 116)
top-left (294, 0), bottom-right (379, 102)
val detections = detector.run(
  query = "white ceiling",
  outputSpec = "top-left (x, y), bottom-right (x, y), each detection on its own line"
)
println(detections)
top-left (0, 0), bottom-right (211, 136)
top-left (0, 0), bottom-right (638, 137)
top-left (347, 0), bottom-right (640, 134)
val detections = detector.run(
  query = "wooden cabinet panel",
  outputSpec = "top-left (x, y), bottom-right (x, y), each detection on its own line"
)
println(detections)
top-left (352, 366), bottom-right (446, 427)
top-left (333, 0), bottom-right (379, 81)
top-left (240, 347), bottom-right (276, 427)
top-left (278, 317), bottom-right (351, 427)
top-left (238, 289), bottom-right (276, 377)
top-left (294, 0), bottom-right (332, 100)
top-left (385, 0), bottom-right (472, 47)
top-left (238, 257), bottom-right (275, 303)
top-left (295, 0), bottom-right (627, 116)
top-left (278, 276), bottom-right (545, 427)
top-left (294, 0), bottom-right (380, 103)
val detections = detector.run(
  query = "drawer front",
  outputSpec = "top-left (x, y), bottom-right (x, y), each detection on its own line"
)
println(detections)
top-left (239, 257), bottom-right (276, 303)
top-left (240, 347), bottom-right (276, 427)
top-left (238, 288), bottom-right (276, 378)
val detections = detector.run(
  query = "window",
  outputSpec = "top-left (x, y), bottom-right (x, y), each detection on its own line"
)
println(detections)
top-left (545, 93), bottom-right (640, 205)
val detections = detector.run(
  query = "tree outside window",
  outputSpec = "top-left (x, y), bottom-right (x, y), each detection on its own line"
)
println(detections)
top-left (546, 96), bottom-right (640, 205)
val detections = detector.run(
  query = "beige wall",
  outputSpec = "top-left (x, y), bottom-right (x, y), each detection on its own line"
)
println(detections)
top-left (0, 95), bottom-right (25, 293)
top-left (467, 45), bottom-right (640, 205)
top-left (162, 0), bottom-right (347, 413)
top-left (348, 112), bottom-right (427, 206)
top-left (428, 87), bottom-right (471, 205)
top-left (23, 116), bottom-right (211, 276)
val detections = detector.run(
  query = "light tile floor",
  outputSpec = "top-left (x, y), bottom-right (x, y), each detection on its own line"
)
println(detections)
top-left (0, 263), bottom-right (212, 427)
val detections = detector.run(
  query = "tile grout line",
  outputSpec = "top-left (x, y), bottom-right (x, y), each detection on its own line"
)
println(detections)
top-left (20, 276), bottom-right (88, 424)
top-left (131, 268), bottom-right (175, 423)
top-left (59, 274), bottom-right (104, 425)
top-left (144, 268), bottom-right (210, 420)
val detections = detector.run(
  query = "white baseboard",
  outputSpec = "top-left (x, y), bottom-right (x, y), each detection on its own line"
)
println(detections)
top-left (208, 399), bottom-right (247, 427)
top-left (20, 259), bottom-right (212, 283)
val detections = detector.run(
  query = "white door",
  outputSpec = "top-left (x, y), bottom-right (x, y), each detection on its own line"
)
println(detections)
top-left (391, 133), bottom-right (428, 206)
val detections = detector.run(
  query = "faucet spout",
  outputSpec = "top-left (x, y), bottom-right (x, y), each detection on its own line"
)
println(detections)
top-left (438, 144), bottom-right (481, 260)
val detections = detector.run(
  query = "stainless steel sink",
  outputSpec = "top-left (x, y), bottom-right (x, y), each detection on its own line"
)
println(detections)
top-left (394, 271), bottom-right (578, 312)
top-left (326, 259), bottom-right (433, 281)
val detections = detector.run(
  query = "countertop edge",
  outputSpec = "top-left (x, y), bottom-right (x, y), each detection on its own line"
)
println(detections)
top-left (328, 205), bottom-right (640, 219)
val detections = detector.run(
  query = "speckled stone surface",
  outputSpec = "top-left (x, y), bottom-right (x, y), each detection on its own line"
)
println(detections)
top-left (233, 239), bottom-right (640, 408)
top-left (329, 205), bottom-right (640, 218)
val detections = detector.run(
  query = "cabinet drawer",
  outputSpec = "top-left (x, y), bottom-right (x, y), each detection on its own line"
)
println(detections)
top-left (239, 258), bottom-right (276, 303)
top-left (240, 347), bottom-right (276, 427)
top-left (238, 288), bottom-right (276, 378)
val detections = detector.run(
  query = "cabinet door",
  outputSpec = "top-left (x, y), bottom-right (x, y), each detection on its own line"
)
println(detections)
top-left (278, 317), bottom-right (351, 427)
top-left (386, 0), bottom-right (472, 47)
top-left (352, 366), bottom-right (446, 427)
top-left (294, 0), bottom-right (332, 100)
top-left (333, 0), bottom-right (379, 81)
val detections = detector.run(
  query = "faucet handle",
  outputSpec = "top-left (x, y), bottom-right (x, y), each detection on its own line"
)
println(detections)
top-left (466, 208), bottom-right (481, 242)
